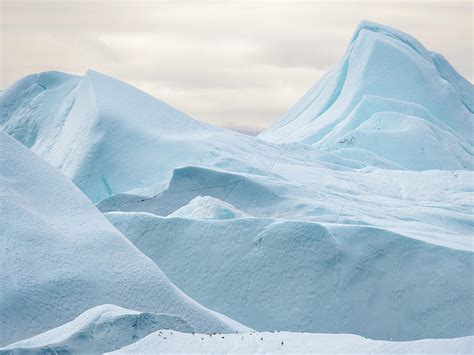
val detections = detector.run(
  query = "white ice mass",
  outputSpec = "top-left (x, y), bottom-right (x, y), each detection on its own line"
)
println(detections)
top-left (0, 21), bottom-right (473, 353)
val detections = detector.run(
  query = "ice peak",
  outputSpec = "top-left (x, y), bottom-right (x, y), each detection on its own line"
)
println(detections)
top-left (351, 21), bottom-right (426, 53)
top-left (259, 21), bottom-right (473, 169)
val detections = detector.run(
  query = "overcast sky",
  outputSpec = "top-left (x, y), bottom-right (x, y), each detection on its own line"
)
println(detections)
top-left (1, 1), bottom-right (472, 134)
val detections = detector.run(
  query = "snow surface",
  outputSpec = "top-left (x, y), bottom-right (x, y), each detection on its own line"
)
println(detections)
top-left (0, 132), bottom-right (247, 346)
top-left (107, 211), bottom-right (473, 340)
top-left (0, 304), bottom-right (193, 354)
top-left (108, 330), bottom-right (474, 354)
top-left (259, 21), bottom-right (473, 170)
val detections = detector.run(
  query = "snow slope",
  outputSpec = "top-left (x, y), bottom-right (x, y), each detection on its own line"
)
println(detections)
top-left (0, 132), bottom-right (247, 346)
top-left (108, 330), bottom-right (474, 354)
top-left (0, 305), bottom-right (193, 354)
top-left (259, 21), bottom-right (473, 170)
top-left (106, 212), bottom-right (474, 341)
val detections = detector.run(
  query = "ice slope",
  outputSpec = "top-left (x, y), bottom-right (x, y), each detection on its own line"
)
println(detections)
top-left (108, 330), bottom-right (474, 354)
top-left (0, 305), bottom-right (193, 354)
top-left (106, 211), bottom-right (473, 341)
top-left (259, 21), bottom-right (474, 170)
top-left (0, 132), bottom-right (247, 346)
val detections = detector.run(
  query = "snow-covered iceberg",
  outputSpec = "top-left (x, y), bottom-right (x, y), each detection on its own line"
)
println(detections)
top-left (0, 132), bottom-right (247, 346)
top-left (259, 21), bottom-right (473, 170)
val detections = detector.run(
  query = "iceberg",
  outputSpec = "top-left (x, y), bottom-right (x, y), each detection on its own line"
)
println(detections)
top-left (1, 19), bottom-right (473, 350)
top-left (259, 21), bottom-right (473, 170)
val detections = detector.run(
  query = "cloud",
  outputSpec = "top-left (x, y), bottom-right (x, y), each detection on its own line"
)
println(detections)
top-left (1, 1), bottom-right (472, 132)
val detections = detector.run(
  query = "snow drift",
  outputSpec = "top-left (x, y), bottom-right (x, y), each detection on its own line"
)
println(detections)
top-left (0, 132), bottom-right (247, 346)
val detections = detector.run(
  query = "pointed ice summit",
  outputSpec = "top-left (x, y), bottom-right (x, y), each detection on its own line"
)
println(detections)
top-left (259, 21), bottom-right (473, 170)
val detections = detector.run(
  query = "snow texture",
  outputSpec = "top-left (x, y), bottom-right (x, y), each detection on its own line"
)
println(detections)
top-left (0, 132), bottom-right (247, 346)
top-left (0, 304), bottom-right (193, 354)
top-left (108, 330), bottom-right (473, 354)
top-left (107, 211), bottom-right (473, 340)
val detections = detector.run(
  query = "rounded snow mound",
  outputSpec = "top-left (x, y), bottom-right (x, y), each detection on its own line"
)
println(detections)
top-left (168, 196), bottom-right (249, 220)
top-left (0, 304), bottom-right (193, 354)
